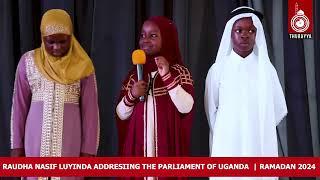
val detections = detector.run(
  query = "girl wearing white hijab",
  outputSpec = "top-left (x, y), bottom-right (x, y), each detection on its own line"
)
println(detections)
top-left (205, 6), bottom-right (287, 162)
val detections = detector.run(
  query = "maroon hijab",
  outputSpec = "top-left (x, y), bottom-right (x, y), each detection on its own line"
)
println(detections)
top-left (143, 16), bottom-right (184, 73)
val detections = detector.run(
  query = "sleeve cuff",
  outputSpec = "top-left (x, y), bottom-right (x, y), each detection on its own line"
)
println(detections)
top-left (123, 90), bottom-right (138, 107)
top-left (161, 72), bottom-right (179, 90)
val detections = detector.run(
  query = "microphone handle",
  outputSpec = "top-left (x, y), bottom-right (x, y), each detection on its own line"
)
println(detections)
top-left (137, 65), bottom-right (144, 101)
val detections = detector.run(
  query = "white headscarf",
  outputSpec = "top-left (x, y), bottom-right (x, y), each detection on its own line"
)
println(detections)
top-left (205, 8), bottom-right (287, 156)
top-left (217, 11), bottom-right (287, 122)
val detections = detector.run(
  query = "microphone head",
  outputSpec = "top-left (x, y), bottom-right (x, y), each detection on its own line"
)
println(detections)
top-left (132, 49), bottom-right (146, 65)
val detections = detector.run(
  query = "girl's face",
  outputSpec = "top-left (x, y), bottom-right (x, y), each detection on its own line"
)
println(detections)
top-left (43, 33), bottom-right (71, 57)
top-left (231, 17), bottom-right (256, 58)
top-left (139, 21), bottom-right (162, 56)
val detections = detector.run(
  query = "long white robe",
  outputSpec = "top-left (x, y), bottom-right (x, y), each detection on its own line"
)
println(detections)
top-left (206, 50), bottom-right (284, 156)
top-left (204, 10), bottom-right (287, 180)
top-left (205, 51), bottom-right (287, 180)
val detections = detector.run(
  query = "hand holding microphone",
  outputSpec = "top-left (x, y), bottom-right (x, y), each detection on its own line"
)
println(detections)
top-left (132, 49), bottom-right (147, 101)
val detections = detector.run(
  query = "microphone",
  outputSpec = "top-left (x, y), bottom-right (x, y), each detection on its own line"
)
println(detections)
top-left (132, 49), bottom-right (146, 101)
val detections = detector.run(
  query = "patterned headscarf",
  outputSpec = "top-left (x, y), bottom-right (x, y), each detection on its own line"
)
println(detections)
top-left (34, 9), bottom-right (94, 84)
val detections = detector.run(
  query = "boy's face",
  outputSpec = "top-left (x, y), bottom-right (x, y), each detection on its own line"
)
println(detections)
top-left (139, 21), bottom-right (162, 56)
top-left (43, 33), bottom-right (71, 57)
top-left (231, 17), bottom-right (256, 58)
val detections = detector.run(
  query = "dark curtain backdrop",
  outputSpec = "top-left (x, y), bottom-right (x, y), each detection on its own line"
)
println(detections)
top-left (1, 0), bottom-right (319, 173)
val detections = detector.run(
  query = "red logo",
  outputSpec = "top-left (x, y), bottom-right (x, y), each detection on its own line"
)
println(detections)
top-left (288, 0), bottom-right (313, 39)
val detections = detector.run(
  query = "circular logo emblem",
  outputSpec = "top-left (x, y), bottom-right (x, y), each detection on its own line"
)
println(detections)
top-left (290, 12), bottom-right (310, 33)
